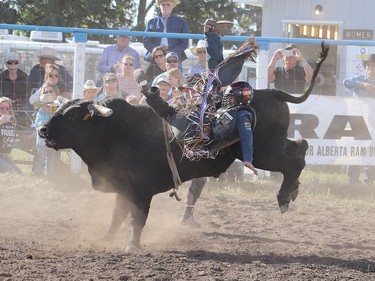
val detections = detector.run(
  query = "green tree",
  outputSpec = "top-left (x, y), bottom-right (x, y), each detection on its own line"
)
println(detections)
top-left (14, 0), bottom-right (136, 43)
top-left (1, 0), bottom-right (262, 44)
top-left (0, 0), bottom-right (20, 24)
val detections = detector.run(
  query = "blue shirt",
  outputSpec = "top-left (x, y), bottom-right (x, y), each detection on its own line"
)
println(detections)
top-left (98, 45), bottom-right (141, 74)
top-left (144, 13), bottom-right (189, 62)
top-left (343, 74), bottom-right (375, 97)
top-left (188, 63), bottom-right (206, 76)
top-left (35, 108), bottom-right (54, 146)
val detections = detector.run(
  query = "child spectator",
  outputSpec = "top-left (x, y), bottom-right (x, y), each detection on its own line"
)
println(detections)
top-left (83, 80), bottom-right (101, 101)
top-left (33, 82), bottom-right (60, 177)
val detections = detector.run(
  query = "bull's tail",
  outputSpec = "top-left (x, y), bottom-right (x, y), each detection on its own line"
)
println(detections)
top-left (275, 41), bottom-right (330, 104)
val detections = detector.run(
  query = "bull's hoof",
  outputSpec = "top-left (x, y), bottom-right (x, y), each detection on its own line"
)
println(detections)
top-left (277, 193), bottom-right (291, 211)
top-left (290, 189), bottom-right (299, 202)
top-left (279, 203), bottom-right (289, 214)
top-left (124, 244), bottom-right (141, 254)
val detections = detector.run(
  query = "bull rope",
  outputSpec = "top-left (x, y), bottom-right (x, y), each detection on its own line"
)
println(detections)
top-left (162, 120), bottom-right (182, 201)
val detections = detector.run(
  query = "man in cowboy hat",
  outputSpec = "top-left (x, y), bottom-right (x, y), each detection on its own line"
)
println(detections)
top-left (188, 40), bottom-right (207, 76)
top-left (144, 0), bottom-right (189, 65)
top-left (29, 47), bottom-right (73, 91)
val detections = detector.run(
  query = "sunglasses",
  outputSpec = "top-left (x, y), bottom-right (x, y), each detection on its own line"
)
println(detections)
top-left (197, 50), bottom-right (206, 54)
top-left (167, 59), bottom-right (178, 64)
top-left (48, 74), bottom-right (59, 78)
top-left (43, 90), bottom-right (55, 94)
top-left (105, 78), bottom-right (118, 84)
top-left (123, 63), bottom-right (134, 67)
top-left (161, 3), bottom-right (171, 6)
top-left (0, 106), bottom-right (11, 111)
top-left (6, 60), bottom-right (19, 65)
top-left (154, 54), bottom-right (165, 59)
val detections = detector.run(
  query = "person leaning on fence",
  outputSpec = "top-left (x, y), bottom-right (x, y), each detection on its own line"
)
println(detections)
top-left (268, 44), bottom-right (313, 94)
top-left (0, 52), bottom-right (30, 110)
top-left (29, 47), bottom-right (73, 91)
top-left (0, 97), bottom-right (23, 174)
top-left (343, 54), bottom-right (375, 184)
top-left (98, 26), bottom-right (141, 76)
top-left (145, 46), bottom-right (167, 83)
top-left (143, 0), bottom-right (189, 67)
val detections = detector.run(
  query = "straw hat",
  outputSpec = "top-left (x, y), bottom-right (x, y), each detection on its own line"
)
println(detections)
top-left (190, 40), bottom-right (207, 56)
top-left (36, 47), bottom-right (60, 60)
top-left (83, 80), bottom-right (101, 93)
top-left (157, 0), bottom-right (178, 6)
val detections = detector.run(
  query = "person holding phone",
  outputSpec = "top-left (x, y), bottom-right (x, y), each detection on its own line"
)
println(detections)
top-left (268, 44), bottom-right (313, 94)
top-left (267, 44), bottom-right (313, 182)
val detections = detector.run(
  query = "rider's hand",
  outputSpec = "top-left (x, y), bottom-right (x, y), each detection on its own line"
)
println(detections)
top-left (243, 161), bottom-right (258, 175)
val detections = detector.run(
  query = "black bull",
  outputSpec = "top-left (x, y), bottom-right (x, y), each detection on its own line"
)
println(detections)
top-left (38, 43), bottom-right (329, 252)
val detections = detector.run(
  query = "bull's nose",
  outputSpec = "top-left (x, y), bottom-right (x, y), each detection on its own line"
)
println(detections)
top-left (38, 126), bottom-right (48, 138)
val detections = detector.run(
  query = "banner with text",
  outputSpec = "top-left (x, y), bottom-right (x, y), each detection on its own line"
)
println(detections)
top-left (288, 95), bottom-right (375, 165)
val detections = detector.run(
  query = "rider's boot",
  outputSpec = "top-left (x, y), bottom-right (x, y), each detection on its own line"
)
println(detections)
top-left (180, 205), bottom-right (201, 228)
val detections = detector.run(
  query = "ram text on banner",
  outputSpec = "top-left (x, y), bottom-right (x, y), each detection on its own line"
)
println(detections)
top-left (288, 95), bottom-right (375, 165)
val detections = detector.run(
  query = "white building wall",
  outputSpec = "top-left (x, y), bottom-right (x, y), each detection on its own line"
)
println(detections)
top-left (261, 0), bottom-right (375, 37)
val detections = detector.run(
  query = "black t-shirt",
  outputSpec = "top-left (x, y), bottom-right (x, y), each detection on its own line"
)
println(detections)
top-left (0, 122), bottom-right (16, 155)
top-left (274, 65), bottom-right (307, 94)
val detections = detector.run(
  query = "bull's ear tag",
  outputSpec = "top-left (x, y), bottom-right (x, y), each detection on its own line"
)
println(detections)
top-left (83, 113), bottom-right (92, 121)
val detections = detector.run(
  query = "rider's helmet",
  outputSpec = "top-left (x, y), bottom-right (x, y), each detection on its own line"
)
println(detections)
top-left (223, 81), bottom-right (253, 108)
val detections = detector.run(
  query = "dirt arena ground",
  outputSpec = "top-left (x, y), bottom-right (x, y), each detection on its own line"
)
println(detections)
top-left (1, 172), bottom-right (375, 281)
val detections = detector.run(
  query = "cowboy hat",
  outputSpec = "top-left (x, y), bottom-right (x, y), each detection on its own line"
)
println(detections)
top-left (363, 54), bottom-right (375, 67)
top-left (36, 47), bottom-right (60, 61)
top-left (157, 0), bottom-right (178, 5)
top-left (190, 40), bottom-right (207, 56)
top-left (83, 80), bottom-right (101, 93)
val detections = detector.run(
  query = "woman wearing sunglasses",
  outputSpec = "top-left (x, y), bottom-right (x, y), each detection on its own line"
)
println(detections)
top-left (0, 52), bottom-right (30, 110)
top-left (145, 46), bottom-right (167, 83)
top-left (96, 72), bottom-right (126, 102)
top-left (116, 55), bottom-right (142, 100)
top-left (29, 63), bottom-right (71, 108)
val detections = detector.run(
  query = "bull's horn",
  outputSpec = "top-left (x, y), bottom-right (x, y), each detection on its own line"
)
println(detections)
top-left (57, 95), bottom-right (70, 104)
top-left (87, 104), bottom-right (113, 117)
